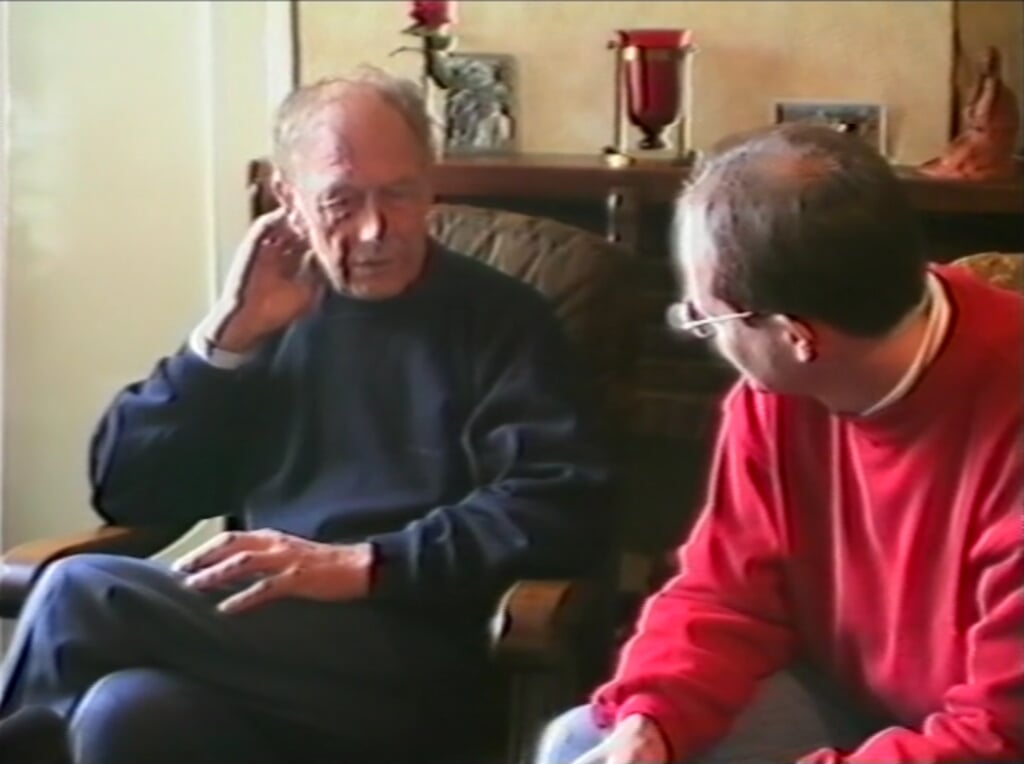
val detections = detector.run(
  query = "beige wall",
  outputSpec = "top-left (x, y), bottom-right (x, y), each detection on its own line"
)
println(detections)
top-left (300, 0), bottom-right (954, 164)
top-left (1, 2), bottom-right (9, 557)
top-left (1, 1), bottom-right (285, 559)
top-left (5, 1), bottom-right (208, 551)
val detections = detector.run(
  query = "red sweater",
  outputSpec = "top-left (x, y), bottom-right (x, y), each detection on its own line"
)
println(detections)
top-left (594, 265), bottom-right (1023, 763)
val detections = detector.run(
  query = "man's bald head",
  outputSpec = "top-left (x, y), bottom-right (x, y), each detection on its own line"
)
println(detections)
top-left (676, 122), bottom-right (927, 337)
top-left (272, 67), bottom-right (434, 178)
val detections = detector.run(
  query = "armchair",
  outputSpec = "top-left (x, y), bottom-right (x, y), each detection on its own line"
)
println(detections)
top-left (0, 178), bottom-right (634, 764)
top-left (950, 250), bottom-right (1024, 292)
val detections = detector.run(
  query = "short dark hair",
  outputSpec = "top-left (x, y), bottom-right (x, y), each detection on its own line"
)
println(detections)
top-left (678, 122), bottom-right (927, 337)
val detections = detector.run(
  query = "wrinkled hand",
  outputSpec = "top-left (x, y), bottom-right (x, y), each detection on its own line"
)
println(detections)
top-left (567, 714), bottom-right (669, 764)
top-left (173, 529), bottom-right (373, 614)
top-left (199, 207), bottom-right (324, 354)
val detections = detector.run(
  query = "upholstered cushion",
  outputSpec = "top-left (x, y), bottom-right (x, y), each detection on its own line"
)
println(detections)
top-left (427, 203), bottom-right (630, 385)
top-left (951, 251), bottom-right (1024, 293)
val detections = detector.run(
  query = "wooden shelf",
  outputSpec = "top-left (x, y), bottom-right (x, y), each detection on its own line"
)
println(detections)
top-left (432, 153), bottom-right (1024, 215)
top-left (432, 153), bottom-right (685, 203)
top-left (892, 166), bottom-right (1024, 215)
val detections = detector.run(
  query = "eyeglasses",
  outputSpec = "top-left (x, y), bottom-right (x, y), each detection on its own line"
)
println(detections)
top-left (666, 299), bottom-right (755, 339)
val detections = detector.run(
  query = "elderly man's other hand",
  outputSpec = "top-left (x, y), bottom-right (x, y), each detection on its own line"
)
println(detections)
top-left (173, 529), bottom-right (373, 614)
top-left (567, 714), bottom-right (669, 764)
top-left (199, 208), bottom-right (325, 355)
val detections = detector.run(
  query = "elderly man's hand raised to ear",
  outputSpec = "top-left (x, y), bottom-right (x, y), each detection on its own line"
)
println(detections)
top-left (198, 207), bottom-right (324, 356)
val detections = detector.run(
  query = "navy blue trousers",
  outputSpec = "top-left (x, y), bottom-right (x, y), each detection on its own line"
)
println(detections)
top-left (0, 555), bottom-right (490, 764)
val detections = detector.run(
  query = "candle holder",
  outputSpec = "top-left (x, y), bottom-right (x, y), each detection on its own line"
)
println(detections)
top-left (604, 29), bottom-right (696, 167)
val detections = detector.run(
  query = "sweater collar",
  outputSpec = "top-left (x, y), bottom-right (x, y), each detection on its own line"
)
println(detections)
top-left (838, 265), bottom-right (982, 440)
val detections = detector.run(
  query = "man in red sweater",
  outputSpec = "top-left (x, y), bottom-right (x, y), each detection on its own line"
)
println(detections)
top-left (535, 123), bottom-right (1023, 764)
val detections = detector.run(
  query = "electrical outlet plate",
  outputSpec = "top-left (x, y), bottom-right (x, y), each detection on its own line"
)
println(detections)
top-left (772, 100), bottom-right (887, 156)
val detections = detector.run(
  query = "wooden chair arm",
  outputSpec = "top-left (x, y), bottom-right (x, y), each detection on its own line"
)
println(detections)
top-left (489, 578), bottom-right (599, 668)
top-left (0, 524), bottom-right (188, 617)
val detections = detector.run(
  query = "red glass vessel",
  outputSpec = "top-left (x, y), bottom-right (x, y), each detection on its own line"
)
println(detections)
top-left (615, 29), bottom-right (693, 150)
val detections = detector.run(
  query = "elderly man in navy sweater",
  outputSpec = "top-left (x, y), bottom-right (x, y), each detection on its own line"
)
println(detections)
top-left (0, 66), bottom-right (611, 764)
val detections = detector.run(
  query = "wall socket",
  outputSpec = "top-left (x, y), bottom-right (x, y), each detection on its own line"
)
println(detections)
top-left (773, 100), bottom-right (887, 155)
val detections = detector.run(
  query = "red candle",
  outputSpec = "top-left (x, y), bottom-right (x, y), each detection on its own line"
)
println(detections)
top-left (410, 1), bottom-right (453, 30)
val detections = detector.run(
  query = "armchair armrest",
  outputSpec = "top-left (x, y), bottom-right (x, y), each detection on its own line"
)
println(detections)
top-left (490, 579), bottom-right (611, 764)
top-left (489, 579), bottom-right (600, 667)
top-left (1, 524), bottom-right (189, 618)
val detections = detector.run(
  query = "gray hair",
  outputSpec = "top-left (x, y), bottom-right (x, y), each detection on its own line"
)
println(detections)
top-left (272, 65), bottom-right (435, 173)
top-left (675, 122), bottom-right (926, 337)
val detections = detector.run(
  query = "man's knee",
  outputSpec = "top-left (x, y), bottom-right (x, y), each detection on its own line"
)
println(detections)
top-left (17, 555), bottom-right (118, 631)
top-left (70, 668), bottom-right (258, 764)
top-left (70, 668), bottom-right (179, 762)
top-left (31, 554), bottom-right (139, 605)
top-left (29, 555), bottom-right (177, 621)
top-left (535, 704), bottom-right (605, 764)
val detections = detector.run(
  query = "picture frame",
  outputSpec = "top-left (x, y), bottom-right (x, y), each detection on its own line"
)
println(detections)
top-left (771, 99), bottom-right (888, 157)
top-left (442, 52), bottom-right (518, 156)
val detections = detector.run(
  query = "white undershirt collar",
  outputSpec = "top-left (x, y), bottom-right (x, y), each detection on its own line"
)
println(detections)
top-left (858, 272), bottom-right (950, 417)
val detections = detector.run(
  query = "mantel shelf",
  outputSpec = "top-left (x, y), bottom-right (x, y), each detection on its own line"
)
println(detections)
top-left (432, 153), bottom-right (1024, 215)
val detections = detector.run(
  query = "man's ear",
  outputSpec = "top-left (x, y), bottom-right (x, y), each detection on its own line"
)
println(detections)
top-left (779, 315), bottom-right (817, 363)
top-left (270, 167), bottom-right (306, 236)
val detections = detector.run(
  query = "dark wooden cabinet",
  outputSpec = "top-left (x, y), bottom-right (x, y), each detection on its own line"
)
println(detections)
top-left (433, 152), bottom-right (1024, 213)
top-left (431, 153), bottom-right (1024, 259)
top-left (430, 154), bottom-right (1024, 554)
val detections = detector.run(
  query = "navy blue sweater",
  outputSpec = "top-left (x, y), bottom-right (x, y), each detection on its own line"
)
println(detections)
top-left (89, 246), bottom-right (613, 622)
